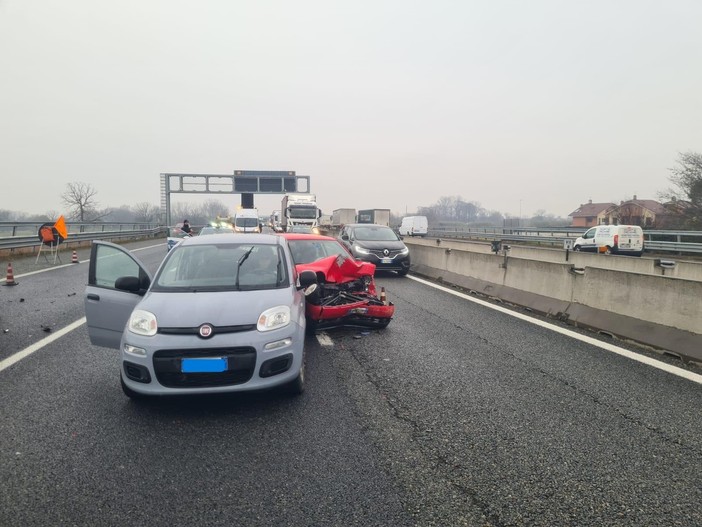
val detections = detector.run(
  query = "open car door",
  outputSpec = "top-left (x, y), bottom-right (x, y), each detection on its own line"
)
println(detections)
top-left (84, 241), bottom-right (152, 349)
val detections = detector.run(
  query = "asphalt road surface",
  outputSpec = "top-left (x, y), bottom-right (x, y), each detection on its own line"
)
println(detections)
top-left (1, 240), bottom-right (701, 526)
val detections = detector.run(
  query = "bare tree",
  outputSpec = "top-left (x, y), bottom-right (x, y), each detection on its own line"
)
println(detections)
top-left (659, 151), bottom-right (702, 229)
top-left (132, 202), bottom-right (159, 223)
top-left (61, 182), bottom-right (103, 221)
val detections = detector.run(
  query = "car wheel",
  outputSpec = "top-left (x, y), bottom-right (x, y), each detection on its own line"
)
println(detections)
top-left (305, 317), bottom-right (318, 335)
top-left (573, 245), bottom-right (582, 252)
top-left (603, 246), bottom-right (612, 255)
top-left (283, 353), bottom-right (305, 396)
top-left (120, 375), bottom-right (149, 401)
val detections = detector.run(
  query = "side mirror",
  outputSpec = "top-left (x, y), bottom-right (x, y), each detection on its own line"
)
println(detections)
top-left (298, 269), bottom-right (318, 289)
top-left (115, 276), bottom-right (142, 293)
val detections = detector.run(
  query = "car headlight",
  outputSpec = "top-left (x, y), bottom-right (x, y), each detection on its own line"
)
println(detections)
top-left (354, 245), bottom-right (370, 255)
top-left (400, 247), bottom-right (409, 255)
top-left (258, 305), bottom-right (291, 331)
top-left (128, 309), bottom-right (158, 336)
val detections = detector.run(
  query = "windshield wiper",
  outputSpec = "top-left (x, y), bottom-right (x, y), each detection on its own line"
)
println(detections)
top-left (235, 246), bottom-right (254, 290)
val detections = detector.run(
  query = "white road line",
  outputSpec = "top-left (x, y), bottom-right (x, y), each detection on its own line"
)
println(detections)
top-left (0, 317), bottom-right (87, 373)
top-left (408, 275), bottom-right (702, 385)
top-left (316, 332), bottom-right (334, 347)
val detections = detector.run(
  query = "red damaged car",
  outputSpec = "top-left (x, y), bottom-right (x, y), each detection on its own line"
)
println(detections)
top-left (282, 233), bottom-right (395, 332)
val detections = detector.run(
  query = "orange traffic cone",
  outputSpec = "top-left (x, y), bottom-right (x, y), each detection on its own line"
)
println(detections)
top-left (3, 262), bottom-right (17, 286)
top-left (379, 287), bottom-right (387, 305)
top-left (71, 250), bottom-right (79, 264)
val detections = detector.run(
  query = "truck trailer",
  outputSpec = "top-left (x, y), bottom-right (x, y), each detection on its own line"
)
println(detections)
top-left (332, 208), bottom-right (357, 227)
top-left (357, 209), bottom-right (391, 227)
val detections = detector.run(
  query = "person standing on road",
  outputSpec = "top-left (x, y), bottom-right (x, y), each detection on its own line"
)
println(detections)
top-left (181, 219), bottom-right (192, 234)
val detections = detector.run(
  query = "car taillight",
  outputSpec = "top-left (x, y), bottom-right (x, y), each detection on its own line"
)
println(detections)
top-left (614, 234), bottom-right (619, 246)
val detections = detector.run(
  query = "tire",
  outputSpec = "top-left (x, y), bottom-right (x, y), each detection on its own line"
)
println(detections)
top-left (603, 246), bottom-right (612, 255)
top-left (573, 245), bottom-right (582, 252)
top-left (305, 317), bottom-right (318, 335)
top-left (283, 353), bottom-right (305, 396)
top-left (120, 375), bottom-right (150, 401)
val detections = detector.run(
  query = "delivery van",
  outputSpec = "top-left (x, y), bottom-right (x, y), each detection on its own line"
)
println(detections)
top-left (234, 208), bottom-right (261, 233)
top-left (573, 224), bottom-right (644, 256)
top-left (398, 216), bottom-right (428, 237)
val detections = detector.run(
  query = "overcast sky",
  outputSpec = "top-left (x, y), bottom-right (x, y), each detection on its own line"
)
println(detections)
top-left (2, 0), bottom-right (701, 220)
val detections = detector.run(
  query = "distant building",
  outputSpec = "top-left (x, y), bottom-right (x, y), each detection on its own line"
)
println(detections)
top-left (568, 200), bottom-right (615, 228)
top-left (569, 196), bottom-right (667, 228)
top-left (606, 196), bottom-right (666, 228)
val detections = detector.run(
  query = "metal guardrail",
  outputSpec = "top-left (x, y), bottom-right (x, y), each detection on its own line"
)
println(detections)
top-left (427, 227), bottom-right (702, 255)
top-left (2, 221), bottom-right (702, 255)
top-left (0, 222), bottom-right (165, 253)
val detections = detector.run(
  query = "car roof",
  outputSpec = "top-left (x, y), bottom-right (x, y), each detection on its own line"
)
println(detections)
top-left (180, 233), bottom-right (285, 247)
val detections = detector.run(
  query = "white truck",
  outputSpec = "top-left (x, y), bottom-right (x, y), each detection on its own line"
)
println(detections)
top-left (233, 208), bottom-right (261, 233)
top-left (269, 210), bottom-right (282, 231)
top-left (281, 193), bottom-right (321, 232)
top-left (332, 208), bottom-right (357, 227)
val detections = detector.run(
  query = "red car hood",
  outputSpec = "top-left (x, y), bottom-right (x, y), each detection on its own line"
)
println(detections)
top-left (296, 254), bottom-right (376, 283)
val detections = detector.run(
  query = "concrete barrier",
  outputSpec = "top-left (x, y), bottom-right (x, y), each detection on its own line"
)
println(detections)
top-left (407, 239), bottom-right (702, 365)
top-left (410, 237), bottom-right (702, 281)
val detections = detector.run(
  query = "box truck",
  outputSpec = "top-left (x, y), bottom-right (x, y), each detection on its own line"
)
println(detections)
top-left (357, 209), bottom-right (391, 226)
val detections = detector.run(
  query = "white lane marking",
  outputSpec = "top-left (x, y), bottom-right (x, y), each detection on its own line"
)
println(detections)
top-left (0, 244), bottom-right (163, 370)
top-left (316, 332), bottom-right (334, 347)
top-left (408, 275), bottom-right (702, 385)
top-left (0, 317), bottom-right (87, 373)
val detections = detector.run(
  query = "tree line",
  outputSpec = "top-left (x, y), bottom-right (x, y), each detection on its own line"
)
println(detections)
top-left (2, 152), bottom-right (701, 230)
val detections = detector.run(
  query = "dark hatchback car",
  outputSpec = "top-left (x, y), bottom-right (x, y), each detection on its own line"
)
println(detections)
top-left (338, 223), bottom-right (410, 276)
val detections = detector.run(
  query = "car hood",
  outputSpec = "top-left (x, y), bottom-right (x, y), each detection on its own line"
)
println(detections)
top-left (297, 255), bottom-right (375, 283)
top-left (138, 289), bottom-right (298, 327)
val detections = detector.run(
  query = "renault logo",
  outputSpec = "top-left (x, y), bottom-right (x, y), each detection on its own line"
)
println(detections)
top-left (383, 249), bottom-right (390, 256)
top-left (199, 324), bottom-right (214, 338)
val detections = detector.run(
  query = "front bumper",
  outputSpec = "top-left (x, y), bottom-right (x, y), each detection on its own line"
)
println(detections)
top-left (119, 325), bottom-right (304, 396)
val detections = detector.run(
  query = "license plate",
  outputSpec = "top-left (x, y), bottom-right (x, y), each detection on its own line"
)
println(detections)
top-left (181, 357), bottom-right (228, 373)
top-left (381, 258), bottom-right (392, 264)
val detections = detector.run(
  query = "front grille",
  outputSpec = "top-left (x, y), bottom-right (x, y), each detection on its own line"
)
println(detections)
top-left (153, 347), bottom-right (256, 388)
top-left (369, 249), bottom-right (403, 258)
top-left (158, 324), bottom-right (256, 336)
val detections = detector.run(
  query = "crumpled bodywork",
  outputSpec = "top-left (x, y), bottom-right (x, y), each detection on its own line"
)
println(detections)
top-left (298, 254), bottom-right (395, 331)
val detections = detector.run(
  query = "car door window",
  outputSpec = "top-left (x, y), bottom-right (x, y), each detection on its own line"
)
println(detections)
top-left (93, 244), bottom-right (141, 288)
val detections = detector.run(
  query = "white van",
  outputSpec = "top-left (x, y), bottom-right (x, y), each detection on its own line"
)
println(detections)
top-left (234, 208), bottom-right (261, 233)
top-left (398, 216), bottom-right (428, 237)
top-left (573, 224), bottom-right (644, 256)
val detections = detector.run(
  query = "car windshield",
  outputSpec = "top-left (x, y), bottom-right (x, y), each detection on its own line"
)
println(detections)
top-left (353, 226), bottom-right (399, 241)
top-left (235, 218), bottom-right (259, 228)
top-left (288, 239), bottom-right (351, 264)
top-left (153, 243), bottom-right (288, 291)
